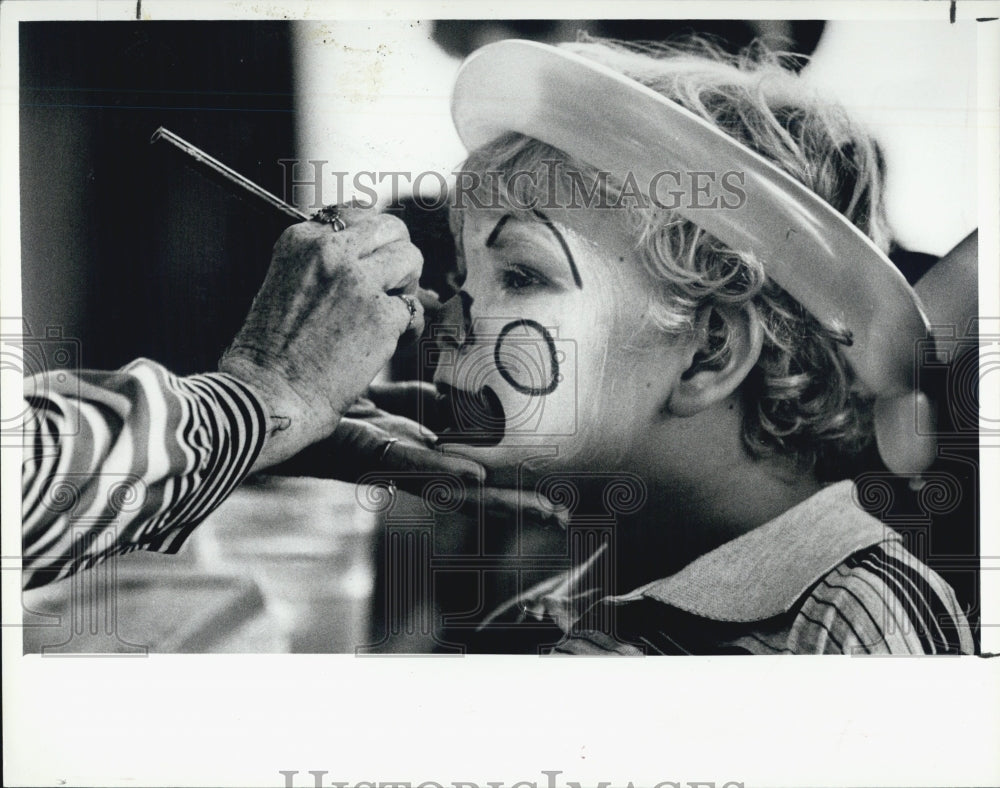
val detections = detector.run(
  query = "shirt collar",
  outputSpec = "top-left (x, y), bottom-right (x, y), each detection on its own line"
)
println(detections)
top-left (524, 480), bottom-right (900, 630)
top-left (610, 479), bottom-right (900, 622)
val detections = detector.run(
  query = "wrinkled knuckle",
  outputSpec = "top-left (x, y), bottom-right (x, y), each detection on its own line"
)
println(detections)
top-left (274, 223), bottom-right (306, 252)
top-left (277, 228), bottom-right (329, 270)
top-left (385, 240), bottom-right (423, 274)
top-left (405, 242), bottom-right (424, 271)
top-left (377, 212), bottom-right (410, 238)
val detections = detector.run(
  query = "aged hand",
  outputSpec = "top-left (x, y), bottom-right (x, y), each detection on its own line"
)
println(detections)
top-left (219, 206), bottom-right (425, 471)
top-left (273, 381), bottom-right (568, 530)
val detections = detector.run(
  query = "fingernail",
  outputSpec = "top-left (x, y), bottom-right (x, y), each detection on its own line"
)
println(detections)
top-left (541, 509), bottom-right (568, 530)
top-left (534, 499), bottom-right (568, 530)
top-left (462, 462), bottom-right (487, 484)
top-left (435, 448), bottom-right (487, 483)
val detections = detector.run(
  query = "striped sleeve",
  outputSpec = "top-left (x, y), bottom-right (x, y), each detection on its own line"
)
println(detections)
top-left (785, 542), bottom-right (975, 655)
top-left (550, 629), bottom-right (645, 656)
top-left (20, 358), bottom-right (268, 590)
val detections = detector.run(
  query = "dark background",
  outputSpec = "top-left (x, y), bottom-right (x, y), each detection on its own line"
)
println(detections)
top-left (20, 21), bottom-right (297, 374)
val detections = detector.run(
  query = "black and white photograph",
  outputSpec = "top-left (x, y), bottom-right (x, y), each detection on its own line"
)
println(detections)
top-left (2, 1), bottom-right (998, 786)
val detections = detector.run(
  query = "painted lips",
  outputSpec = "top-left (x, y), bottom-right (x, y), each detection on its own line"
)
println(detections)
top-left (434, 383), bottom-right (506, 447)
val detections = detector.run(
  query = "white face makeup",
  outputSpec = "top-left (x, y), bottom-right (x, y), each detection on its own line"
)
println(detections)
top-left (433, 205), bottom-right (690, 477)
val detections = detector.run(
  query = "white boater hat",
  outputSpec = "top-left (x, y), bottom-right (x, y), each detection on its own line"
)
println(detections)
top-left (451, 39), bottom-right (937, 476)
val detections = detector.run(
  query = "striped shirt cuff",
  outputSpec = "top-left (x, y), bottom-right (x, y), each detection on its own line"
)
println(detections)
top-left (21, 360), bottom-right (268, 589)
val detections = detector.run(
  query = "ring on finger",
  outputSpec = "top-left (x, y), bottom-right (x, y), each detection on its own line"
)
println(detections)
top-left (310, 204), bottom-right (347, 232)
top-left (397, 294), bottom-right (418, 330)
top-left (379, 437), bottom-right (400, 462)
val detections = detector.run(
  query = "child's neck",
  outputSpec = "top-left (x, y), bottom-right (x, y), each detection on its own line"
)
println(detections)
top-left (607, 462), bottom-right (824, 594)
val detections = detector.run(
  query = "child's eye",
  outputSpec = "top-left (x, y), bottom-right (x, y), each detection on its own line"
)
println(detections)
top-left (500, 263), bottom-right (547, 292)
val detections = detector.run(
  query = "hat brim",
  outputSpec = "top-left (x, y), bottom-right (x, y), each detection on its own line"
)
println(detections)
top-left (451, 39), bottom-right (937, 474)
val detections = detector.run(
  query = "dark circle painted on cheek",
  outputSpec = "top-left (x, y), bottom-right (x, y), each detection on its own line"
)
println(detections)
top-left (494, 319), bottom-right (560, 396)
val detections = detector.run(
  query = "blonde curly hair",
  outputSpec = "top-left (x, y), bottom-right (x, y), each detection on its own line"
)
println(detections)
top-left (450, 37), bottom-right (892, 481)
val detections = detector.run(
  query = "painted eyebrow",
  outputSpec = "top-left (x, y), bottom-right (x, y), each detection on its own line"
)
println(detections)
top-left (484, 213), bottom-right (511, 248)
top-left (483, 211), bottom-right (583, 290)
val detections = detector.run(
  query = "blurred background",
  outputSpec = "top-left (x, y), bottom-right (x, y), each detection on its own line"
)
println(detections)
top-left (18, 19), bottom-right (981, 653)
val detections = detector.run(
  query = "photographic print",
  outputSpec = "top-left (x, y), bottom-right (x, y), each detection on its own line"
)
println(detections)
top-left (2, 2), bottom-right (998, 786)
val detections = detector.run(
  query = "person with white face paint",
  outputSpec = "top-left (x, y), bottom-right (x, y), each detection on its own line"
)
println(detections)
top-left (427, 37), bottom-right (975, 654)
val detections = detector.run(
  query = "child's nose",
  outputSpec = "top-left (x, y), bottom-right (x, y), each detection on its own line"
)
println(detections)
top-left (434, 291), bottom-right (477, 352)
top-left (434, 293), bottom-right (464, 351)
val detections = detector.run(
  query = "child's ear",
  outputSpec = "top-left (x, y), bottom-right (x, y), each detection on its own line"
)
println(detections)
top-left (667, 303), bottom-right (764, 417)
